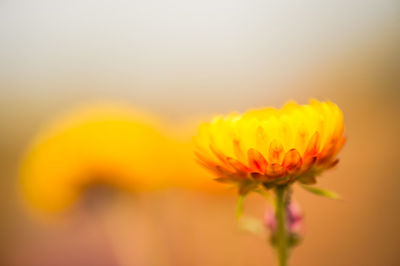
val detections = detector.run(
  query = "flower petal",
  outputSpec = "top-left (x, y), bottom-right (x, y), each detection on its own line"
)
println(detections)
top-left (248, 148), bottom-right (268, 173)
top-left (304, 131), bottom-right (320, 156)
top-left (233, 138), bottom-right (245, 162)
top-left (265, 163), bottom-right (287, 178)
top-left (268, 140), bottom-right (284, 163)
top-left (301, 155), bottom-right (317, 172)
top-left (226, 157), bottom-right (250, 176)
top-left (282, 149), bottom-right (302, 173)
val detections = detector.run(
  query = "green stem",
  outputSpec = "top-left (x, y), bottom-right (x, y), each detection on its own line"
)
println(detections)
top-left (275, 185), bottom-right (289, 266)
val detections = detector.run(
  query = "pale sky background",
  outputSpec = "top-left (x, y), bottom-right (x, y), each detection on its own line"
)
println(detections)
top-left (0, 0), bottom-right (398, 117)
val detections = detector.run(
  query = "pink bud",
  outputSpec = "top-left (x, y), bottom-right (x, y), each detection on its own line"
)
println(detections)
top-left (264, 201), bottom-right (303, 235)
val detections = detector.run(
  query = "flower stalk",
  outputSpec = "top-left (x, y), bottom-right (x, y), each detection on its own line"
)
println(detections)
top-left (275, 185), bottom-right (289, 266)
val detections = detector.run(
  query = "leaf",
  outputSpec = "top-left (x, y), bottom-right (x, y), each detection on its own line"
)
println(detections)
top-left (300, 184), bottom-right (341, 200)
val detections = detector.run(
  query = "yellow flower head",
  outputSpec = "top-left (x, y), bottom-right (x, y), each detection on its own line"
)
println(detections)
top-left (194, 100), bottom-right (345, 193)
top-left (20, 104), bottom-right (175, 213)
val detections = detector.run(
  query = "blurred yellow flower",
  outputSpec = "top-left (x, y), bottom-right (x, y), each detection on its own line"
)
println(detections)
top-left (20, 104), bottom-right (220, 213)
top-left (20, 104), bottom-right (169, 212)
top-left (194, 100), bottom-right (345, 193)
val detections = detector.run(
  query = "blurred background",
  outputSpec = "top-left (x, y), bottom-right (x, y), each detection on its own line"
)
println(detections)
top-left (0, 0), bottom-right (399, 265)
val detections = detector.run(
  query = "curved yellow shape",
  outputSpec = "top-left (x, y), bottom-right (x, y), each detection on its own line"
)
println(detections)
top-left (20, 105), bottom-right (172, 212)
top-left (20, 104), bottom-right (221, 213)
top-left (194, 100), bottom-right (345, 191)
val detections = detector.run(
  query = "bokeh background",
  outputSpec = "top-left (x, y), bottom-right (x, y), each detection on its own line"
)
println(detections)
top-left (1, 0), bottom-right (400, 265)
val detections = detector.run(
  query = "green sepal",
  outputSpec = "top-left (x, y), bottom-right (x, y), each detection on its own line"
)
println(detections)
top-left (300, 184), bottom-right (341, 200)
top-left (288, 233), bottom-right (302, 248)
top-left (235, 193), bottom-right (246, 220)
top-left (297, 174), bottom-right (317, 184)
top-left (262, 182), bottom-right (276, 190)
top-left (269, 233), bottom-right (302, 248)
top-left (238, 181), bottom-right (259, 195)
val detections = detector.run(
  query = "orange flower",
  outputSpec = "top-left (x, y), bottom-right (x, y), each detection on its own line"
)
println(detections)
top-left (194, 100), bottom-right (345, 193)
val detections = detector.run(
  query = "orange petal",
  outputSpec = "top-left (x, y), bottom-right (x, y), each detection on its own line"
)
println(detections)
top-left (265, 163), bottom-right (287, 178)
top-left (336, 136), bottom-right (346, 151)
top-left (194, 151), bottom-right (234, 175)
top-left (248, 148), bottom-right (268, 173)
top-left (304, 131), bottom-right (320, 156)
top-left (327, 159), bottom-right (339, 169)
top-left (194, 151), bottom-right (215, 165)
top-left (331, 136), bottom-right (346, 158)
top-left (226, 157), bottom-right (250, 176)
top-left (250, 172), bottom-right (264, 180)
top-left (215, 165), bottom-right (241, 180)
top-left (318, 139), bottom-right (337, 164)
top-left (209, 144), bottom-right (228, 164)
top-left (195, 158), bottom-right (225, 176)
top-left (319, 136), bottom-right (346, 165)
top-left (282, 148), bottom-right (302, 173)
top-left (301, 155), bottom-right (317, 172)
top-left (268, 140), bottom-right (284, 163)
